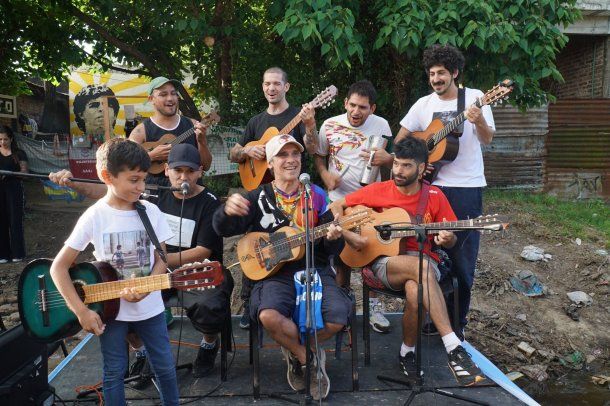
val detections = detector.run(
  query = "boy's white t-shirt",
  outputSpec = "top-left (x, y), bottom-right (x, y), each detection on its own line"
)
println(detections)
top-left (316, 113), bottom-right (392, 202)
top-left (400, 87), bottom-right (495, 187)
top-left (65, 199), bottom-right (173, 321)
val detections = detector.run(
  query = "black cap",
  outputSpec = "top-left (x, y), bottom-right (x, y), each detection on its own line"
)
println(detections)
top-left (168, 144), bottom-right (201, 170)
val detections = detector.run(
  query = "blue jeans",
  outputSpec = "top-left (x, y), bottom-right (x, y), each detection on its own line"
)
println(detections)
top-left (99, 312), bottom-right (179, 405)
top-left (437, 186), bottom-right (482, 330)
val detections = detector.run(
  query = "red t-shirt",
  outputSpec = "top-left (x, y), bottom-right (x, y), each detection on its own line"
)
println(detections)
top-left (344, 180), bottom-right (457, 262)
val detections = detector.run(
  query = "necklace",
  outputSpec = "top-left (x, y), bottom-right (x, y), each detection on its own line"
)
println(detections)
top-left (272, 181), bottom-right (302, 221)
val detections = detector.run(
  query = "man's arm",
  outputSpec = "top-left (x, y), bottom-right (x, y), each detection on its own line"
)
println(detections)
top-left (465, 105), bottom-right (494, 145)
top-left (395, 126), bottom-right (411, 144)
top-left (192, 119), bottom-right (212, 171)
top-left (49, 170), bottom-right (106, 200)
top-left (300, 103), bottom-right (318, 154)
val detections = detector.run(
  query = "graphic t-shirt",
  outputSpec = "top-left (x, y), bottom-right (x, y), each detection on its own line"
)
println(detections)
top-left (400, 87), bottom-right (495, 187)
top-left (345, 180), bottom-right (457, 262)
top-left (65, 199), bottom-right (173, 321)
top-left (316, 113), bottom-right (392, 202)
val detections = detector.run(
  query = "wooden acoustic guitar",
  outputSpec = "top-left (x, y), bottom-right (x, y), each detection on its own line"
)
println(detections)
top-left (142, 111), bottom-right (221, 174)
top-left (17, 258), bottom-right (223, 343)
top-left (238, 86), bottom-right (338, 191)
top-left (412, 79), bottom-right (513, 179)
top-left (237, 207), bottom-right (371, 280)
top-left (339, 205), bottom-right (508, 268)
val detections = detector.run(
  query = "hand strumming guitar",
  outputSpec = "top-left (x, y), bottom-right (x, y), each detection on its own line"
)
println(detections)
top-left (149, 144), bottom-right (172, 162)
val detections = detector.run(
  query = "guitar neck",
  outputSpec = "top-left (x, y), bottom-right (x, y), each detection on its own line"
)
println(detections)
top-left (278, 114), bottom-right (302, 136)
top-left (431, 98), bottom-right (484, 146)
top-left (82, 273), bottom-right (171, 304)
top-left (169, 126), bottom-right (196, 146)
top-left (389, 219), bottom-right (486, 238)
top-left (285, 215), bottom-right (363, 249)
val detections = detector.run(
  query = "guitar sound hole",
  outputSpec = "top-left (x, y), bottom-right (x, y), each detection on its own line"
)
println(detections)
top-left (73, 280), bottom-right (86, 302)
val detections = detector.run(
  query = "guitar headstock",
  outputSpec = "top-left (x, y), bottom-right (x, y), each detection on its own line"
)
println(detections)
top-left (201, 111), bottom-right (221, 127)
top-left (472, 214), bottom-right (510, 232)
top-left (480, 79), bottom-right (514, 107)
top-left (170, 260), bottom-right (224, 291)
top-left (310, 85), bottom-right (338, 109)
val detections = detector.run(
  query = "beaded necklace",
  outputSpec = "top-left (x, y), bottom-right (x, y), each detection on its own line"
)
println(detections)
top-left (272, 181), bottom-right (302, 224)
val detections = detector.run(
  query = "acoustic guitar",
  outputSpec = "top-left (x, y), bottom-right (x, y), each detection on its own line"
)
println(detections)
top-left (412, 79), bottom-right (513, 179)
top-left (237, 208), bottom-right (371, 280)
top-left (142, 111), bottom-right (221, 174)
top-left (238, 86), bottom-right (338, 191)
top-left (17, 258), bottom-right (223, 343)
top-left (339, 205), bottom-right (508, 268)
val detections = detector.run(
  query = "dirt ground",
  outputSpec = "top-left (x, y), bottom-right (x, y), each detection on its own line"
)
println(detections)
top-left (1, 179), bottom-right (608, 388)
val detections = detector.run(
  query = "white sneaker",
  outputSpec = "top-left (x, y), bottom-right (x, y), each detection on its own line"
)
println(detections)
top-left (0, 259), bottom-right (7, 264)
top-left (369, 300), bottom-right (391, 333)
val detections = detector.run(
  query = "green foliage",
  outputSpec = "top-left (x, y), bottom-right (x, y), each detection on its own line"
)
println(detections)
top-left (485, 189), bottom-right (610, 248)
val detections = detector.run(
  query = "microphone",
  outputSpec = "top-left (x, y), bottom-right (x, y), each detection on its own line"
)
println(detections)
top-left (299, 173), bottom-right (311, 193)
top-left (180, 182), bottom-right (190, 195)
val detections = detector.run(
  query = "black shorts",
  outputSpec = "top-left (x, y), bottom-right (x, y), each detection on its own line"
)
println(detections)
top-left (249, 266), bottom-right (351, 327)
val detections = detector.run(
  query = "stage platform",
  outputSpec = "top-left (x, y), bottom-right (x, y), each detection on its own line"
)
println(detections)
top-left (50, 314), bottom-right (525, 405)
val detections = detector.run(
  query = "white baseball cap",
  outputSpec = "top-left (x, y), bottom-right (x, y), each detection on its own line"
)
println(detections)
top-left (265, 134), bottom-right (304, 163)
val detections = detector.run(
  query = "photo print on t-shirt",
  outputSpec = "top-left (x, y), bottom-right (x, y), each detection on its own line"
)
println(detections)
top-left (102, 230), bottom-right (151, 278)
top-left (432, 111), bottom-right (463, 135)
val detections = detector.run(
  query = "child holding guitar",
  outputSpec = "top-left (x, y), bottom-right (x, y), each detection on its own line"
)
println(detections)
top-left (50, 138), bottom-right (179, 405)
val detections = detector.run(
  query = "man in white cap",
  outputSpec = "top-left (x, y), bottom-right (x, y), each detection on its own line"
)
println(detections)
top-left (129, 76), bottom-right (213, 173)
top-left (214, 134), bottom-right (356, 401)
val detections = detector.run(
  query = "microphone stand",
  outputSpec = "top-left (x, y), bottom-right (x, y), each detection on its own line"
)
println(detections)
top-left (374, 223), bottom-right (488, 406)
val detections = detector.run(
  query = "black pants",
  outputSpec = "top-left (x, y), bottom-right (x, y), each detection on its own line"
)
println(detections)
top-left (0, 181), bottom-right (25, 260)
top-left (240, 274), bottom-right (255, 302)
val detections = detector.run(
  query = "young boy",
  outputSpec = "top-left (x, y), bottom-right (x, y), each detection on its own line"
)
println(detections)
top-left (50, 138), bottom-right (179, 405)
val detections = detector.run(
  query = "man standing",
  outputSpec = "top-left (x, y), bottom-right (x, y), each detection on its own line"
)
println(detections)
top-left (395, 44), bottom-right (496, 336)
top-left (229, 67), bottom-right (317, 328)
top-left (129, 77), bottom-right (213, 172)
top-left (330, 137), bottom-right (485, 386)
top-left (314, 80), bottom-right (393, 333)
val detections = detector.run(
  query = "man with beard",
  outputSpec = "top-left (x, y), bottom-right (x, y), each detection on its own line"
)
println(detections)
top-left (229, 67), bottom-right (317, 329)
top-left (329, 137), bottom-right (485, 386)
top-left (314, 80), bottom-right (393, 334)
top-left (395, 45), bottom-right (496, 338)
top-left (129, 77), bottom-right (212, 173)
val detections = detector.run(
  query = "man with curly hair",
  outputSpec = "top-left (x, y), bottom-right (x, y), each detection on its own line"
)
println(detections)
top-left (395, 44), bottom-right (496, 339)
top-left (73, 84), bottom-right (120, 137)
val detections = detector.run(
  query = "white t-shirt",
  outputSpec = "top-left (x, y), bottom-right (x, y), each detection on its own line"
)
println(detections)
top-left (316, 113), bottom-right (392, 201)
top-left (65, 199), bottom-right (173, 321)
top-left (400, 88), bottom-right (495, 187)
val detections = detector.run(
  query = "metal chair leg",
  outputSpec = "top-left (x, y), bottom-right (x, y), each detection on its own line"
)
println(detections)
top-left (363, 284), bottom-right (371, 366)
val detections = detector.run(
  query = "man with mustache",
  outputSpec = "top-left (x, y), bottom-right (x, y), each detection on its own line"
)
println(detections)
top-left (314, 80), bottom-right (394, 334)
top-left (329, 137), bottom-right (485, 386)
top-left (229, 67), bottom-right (317, 329)
top-left (129, 77), bottom-right (212, 173)
top-left (395, 44), bottom-right (496, 339)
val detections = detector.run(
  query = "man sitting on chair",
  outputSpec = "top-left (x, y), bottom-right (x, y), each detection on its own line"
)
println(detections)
top-left (213, 134), bottom-right (353, 401)
top-left (329, 137), bottom-right (485, 386)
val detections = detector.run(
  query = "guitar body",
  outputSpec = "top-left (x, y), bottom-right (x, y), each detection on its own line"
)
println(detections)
top-left (18, 259), bottom-right (119, 343)
top-left (238, 126), bottom-right (279, 191)
top-left (412, 118), bottom-right (460, 164)
top-left (339, 206), bottom-right (410, 268)
top-left (237, 225), bottom-right (305, 280)
top-left (142, 133), bottom-right (181, 175)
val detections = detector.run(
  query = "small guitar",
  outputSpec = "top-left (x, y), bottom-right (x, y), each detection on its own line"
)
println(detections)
top-left (237, 208), bottom-right (372, 280)
top-left (238, 86), bottom-right (338, 191)
top-left (339, 206), bottom-right (508, 267)
top-left (412, 79), bottom-right (513, 179)
top-left (18, 259), bottom-right (223, 343)
top-left (142, 111), bottom-right (221, 174)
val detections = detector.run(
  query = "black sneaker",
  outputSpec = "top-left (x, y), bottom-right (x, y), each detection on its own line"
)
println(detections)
top-left (447, 345), bottom-right (486, 386)
top-left (192, 342), bottom-right (219, 378)
top-left (239, 305), bottom-right (250, 329)
top-left (127, 355), bottom-right (152, 389)
top-left (399, 351), bottom-right (423, 378)
top-left (281, 347), bottom-right (305, 391)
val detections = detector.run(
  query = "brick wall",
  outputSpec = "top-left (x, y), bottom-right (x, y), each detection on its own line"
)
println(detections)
top-left (553, 35), bottom-right (607, 99)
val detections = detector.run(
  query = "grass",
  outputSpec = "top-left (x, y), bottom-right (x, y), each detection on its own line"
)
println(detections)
top-left (484, 189), bottom-right (610, 248)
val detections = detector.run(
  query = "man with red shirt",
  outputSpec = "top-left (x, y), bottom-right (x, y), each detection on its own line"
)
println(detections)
top-left (329, 137), bottom-right (484, 386)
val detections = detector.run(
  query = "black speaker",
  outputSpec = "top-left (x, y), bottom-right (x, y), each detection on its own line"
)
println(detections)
top-left (0, 324), bottom-right (54, 405)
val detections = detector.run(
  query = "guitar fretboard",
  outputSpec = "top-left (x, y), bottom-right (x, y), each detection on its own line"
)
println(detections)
top-left (82, 274), bottom-right (171, 304)
top-left (429, 98), bottom-right (484, 149)
top-left (388, 218), bottom-right (491, 239)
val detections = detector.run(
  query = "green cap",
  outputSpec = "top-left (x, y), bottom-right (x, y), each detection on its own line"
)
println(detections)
top-left (147, 76), bottom-right (181, 95)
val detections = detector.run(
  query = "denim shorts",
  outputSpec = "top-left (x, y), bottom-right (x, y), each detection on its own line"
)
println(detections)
top-left (371, 251), bottom-right (440, 291)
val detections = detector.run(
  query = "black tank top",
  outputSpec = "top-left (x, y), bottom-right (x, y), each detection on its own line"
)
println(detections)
top-left (143, 116), bottom-right (197, 148)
